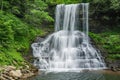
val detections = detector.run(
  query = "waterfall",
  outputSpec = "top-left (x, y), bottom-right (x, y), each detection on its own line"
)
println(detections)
top-left (31, 3), bottom-right (106, 72)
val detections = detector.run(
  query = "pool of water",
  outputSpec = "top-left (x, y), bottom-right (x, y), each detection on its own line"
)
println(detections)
top-left (29, 70), bottom-right (120, 80)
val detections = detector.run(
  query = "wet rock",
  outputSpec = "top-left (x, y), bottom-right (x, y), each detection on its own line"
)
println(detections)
top-left (9, 70), bottom-right (22, 78)
top-left (82, 69), bottom-right (89, 72)
top-left (117, 68), bottom-right (120, 71)
top-left (30, 66), bottom-right (39, 73)
top-left (106, 60), bottom-right (120, 72)
top-left (34, 37), bottom-right (44, 43)
top-left (111, 66), bottom-right (117, 72)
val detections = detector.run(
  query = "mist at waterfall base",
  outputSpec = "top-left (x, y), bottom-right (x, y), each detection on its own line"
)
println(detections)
top-left (31, 3), bottom-right (106, 72)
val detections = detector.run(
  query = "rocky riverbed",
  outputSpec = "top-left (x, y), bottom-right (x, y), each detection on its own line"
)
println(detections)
top-left (0, 64), bottom-right (38, 80)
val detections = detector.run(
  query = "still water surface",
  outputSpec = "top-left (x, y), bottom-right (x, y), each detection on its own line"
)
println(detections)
top-left (29, 70), bottom-right (120, 80)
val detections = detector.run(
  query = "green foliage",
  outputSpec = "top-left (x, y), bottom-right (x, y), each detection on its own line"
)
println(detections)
top-left (0, 50), bottom-right (24, 66)
top-left (90, 0), bottom-right (120, 10)
top-left (0, 0), bottom-right (26, 17)
top-left (46, 0), bottom-right (83, 4)
top-left (24, 0), bottom-right (54, 27)
top-left (0, 0), bottom-right (54, 66)
top-left (90, 0), bottom-right (120, 28)
top-left (108, 54), bottom-right (120, 60)
top-left (0, 11), bottom-right (44, 66)
top-left (110, 0), bottom-right (120, 10)
top-left (0, 0), bottom-right (54, 27)
top-left (90, 30), bottom-right (120, 60)
top-left (89, 32), bottom-right (103, 44)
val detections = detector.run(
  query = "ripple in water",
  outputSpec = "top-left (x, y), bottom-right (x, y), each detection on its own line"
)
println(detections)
top-left (29, 71), bottom-right (120, 80)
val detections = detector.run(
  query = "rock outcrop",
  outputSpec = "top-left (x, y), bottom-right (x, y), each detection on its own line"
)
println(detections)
top-left (0, 65), bottom-right (38, 80)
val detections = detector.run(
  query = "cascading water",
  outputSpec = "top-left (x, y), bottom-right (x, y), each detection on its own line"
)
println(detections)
top-left (31, 3), bottom-right (106, 72)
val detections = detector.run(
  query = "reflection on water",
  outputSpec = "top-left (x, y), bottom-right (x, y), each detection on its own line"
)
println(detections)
top-left (29, 70), bottom-right (120, 80)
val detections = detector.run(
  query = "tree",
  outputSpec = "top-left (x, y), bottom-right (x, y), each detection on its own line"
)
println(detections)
top-left (24, 0), bottom-right (54, 27)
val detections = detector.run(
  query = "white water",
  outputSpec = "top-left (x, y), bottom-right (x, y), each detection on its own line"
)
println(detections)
top-left (31, 3), bottom-right (106, 72)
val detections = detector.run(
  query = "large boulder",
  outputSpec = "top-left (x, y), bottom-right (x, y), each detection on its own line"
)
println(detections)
top-left (9, 70), bottom-right (22, 78)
